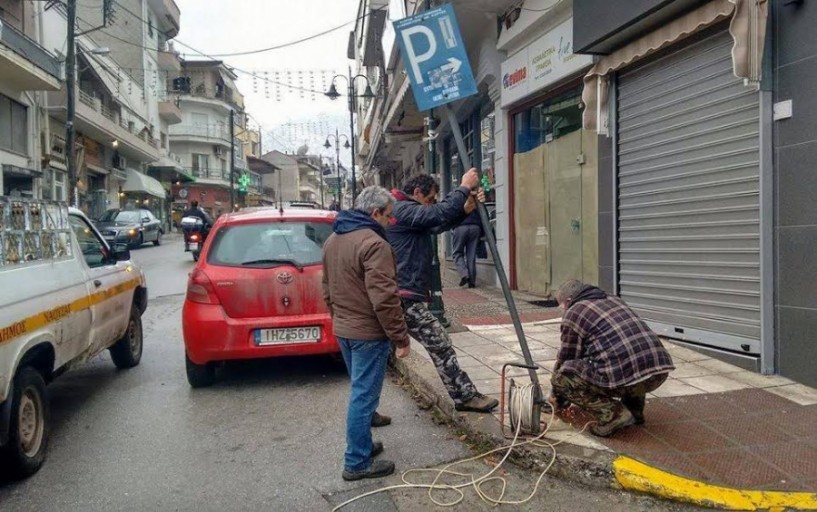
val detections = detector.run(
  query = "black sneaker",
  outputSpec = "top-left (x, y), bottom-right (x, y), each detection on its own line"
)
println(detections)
top-left (342, 460), bottom-right (395, 481)
top-left (459, 277), bottom-right (469, 287)
top-left (371, 411), bottom-right (391, 427)
top-left (371, 440), bottom-right (383, 458)
top-left (455, 393), bottom-right (499, 413)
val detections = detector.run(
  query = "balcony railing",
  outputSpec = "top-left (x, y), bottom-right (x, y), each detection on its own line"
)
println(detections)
top-left (169, 124), bottom-right (231, 143)
top-left (191, 168), bottom-right (230, 181)
top-left (0, 20), bottom-right (61, 79)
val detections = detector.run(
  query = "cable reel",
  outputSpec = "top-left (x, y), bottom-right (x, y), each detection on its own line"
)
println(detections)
top-left (501, 363), bottom-right (550, 437)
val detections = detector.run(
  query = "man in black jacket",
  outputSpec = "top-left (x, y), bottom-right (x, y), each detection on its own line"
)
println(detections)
top-left (387, 170), bottom-right (499, 413)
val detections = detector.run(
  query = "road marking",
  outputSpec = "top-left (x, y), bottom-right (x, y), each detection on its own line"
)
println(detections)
top-left (614, 456), bottom-right (817, 510)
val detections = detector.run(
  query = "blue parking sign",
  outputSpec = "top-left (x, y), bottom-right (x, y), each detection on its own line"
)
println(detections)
top-left (393, 4), bottom-right (478, 111)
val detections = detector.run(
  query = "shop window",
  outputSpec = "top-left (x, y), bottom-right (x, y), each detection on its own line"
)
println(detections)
top-left (514, 88), bottom-right (582, 154)
top-left (0, 94), bottom-right (28, 154)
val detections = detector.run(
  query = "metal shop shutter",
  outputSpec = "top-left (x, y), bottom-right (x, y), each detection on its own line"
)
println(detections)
top-left (616, 29), bottom-right (761, 354)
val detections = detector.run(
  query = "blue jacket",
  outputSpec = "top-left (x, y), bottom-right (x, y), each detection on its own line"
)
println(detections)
top-left (387, 187), bottom-right (470, 301)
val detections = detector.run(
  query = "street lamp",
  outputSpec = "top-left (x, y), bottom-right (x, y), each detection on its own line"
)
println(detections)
top-left (324, 67), bottom-right (376, 204)
top-left (324, 130), bottom-right (350, 210)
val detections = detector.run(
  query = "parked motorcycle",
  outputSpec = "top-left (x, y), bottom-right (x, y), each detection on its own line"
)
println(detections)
top-left (181, 216), bottom-right (207, 261)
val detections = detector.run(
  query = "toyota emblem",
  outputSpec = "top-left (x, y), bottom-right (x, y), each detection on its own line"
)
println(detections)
top-left (277, 272), bottom-right (294, 285)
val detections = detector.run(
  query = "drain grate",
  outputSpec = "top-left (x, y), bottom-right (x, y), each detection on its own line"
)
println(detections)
top-left (527, 299), bottom-right (558, 308)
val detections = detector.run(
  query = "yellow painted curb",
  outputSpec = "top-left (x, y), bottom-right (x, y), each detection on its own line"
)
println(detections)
top-left (613, 456), bottom-right (817, 510)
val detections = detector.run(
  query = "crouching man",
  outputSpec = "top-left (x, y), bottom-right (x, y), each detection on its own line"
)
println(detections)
top-left (549, 280), bottom-right (675, 437)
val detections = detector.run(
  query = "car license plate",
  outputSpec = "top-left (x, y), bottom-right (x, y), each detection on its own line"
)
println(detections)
top-left (254, 327), bottom-right (321, 345)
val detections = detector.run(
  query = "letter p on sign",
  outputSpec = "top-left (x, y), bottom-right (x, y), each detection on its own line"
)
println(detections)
top-left (401, 25), bottom-right (437, 85)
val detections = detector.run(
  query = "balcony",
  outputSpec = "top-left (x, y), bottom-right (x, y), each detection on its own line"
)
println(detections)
top-left (0, 20), bottom-right (61, 91)
top-left (159, 101), bottom-right (182, 124)
top-left (47, 86), bottom-right (160, 163)
top-left (169, 124), bottom-right (231, 147)
top-left (148, 0), bottom-right (181, 38)
top-left (157, 46), bottom-right (181, 72)
top-left (190, 168), bottom-right (231, 187)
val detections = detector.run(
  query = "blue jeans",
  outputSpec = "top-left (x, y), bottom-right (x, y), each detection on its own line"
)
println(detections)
top-left (338, 338), bottom-right (391, 472)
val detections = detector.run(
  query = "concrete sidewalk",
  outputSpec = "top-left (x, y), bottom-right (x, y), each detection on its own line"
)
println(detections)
top-left (395, 281), bottom-right (817, 510)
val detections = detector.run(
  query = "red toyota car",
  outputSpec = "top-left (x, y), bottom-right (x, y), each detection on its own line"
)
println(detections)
top-left (182, 207), bottom-right (339, 387)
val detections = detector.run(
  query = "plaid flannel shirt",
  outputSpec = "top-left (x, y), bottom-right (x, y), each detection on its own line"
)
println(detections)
top-left (555, 296), bottom-right (674, 389)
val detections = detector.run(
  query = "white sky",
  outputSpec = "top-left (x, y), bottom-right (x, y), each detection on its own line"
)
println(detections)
top-left (173, 0), bottom-right (360, 165)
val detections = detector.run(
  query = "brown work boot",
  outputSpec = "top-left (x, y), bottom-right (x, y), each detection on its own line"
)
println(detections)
top-left (590, 408), bottom-right (635, 437)
top-left (371, 440), bottom-right (383, 457)
top-left (455, 393), bottom-right (499, 413)
top-left (371, 412), bottom-right (391, 427)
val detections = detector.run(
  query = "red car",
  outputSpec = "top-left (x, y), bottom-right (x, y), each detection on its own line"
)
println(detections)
top-left (182, 207), bottom-right (339, 387)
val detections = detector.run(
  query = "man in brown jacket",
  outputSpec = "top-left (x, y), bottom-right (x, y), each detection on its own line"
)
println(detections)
top-left (322, 186), bottom-right (411, 481)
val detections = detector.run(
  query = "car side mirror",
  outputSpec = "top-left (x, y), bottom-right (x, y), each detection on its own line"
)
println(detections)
top-left (142, 217), bottom-right (150, 223)
top-left (112, 243), bottom-right (131, 262)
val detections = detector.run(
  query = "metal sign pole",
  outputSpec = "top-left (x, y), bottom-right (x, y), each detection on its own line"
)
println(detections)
top-left (443, 105), bottom-right (542, 395)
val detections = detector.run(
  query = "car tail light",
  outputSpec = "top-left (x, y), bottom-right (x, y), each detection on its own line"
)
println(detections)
top-left (187, 269), bottom-right (220, 304)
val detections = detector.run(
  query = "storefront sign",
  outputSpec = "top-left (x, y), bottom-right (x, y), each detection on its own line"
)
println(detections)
top-left (500, 18), bottom-right (593, 108)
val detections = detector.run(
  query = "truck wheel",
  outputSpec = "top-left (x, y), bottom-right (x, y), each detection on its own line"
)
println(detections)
top-left (110, 308), bottom-right (143, 369)
top-left (185, 353), bottom-right (215, 388)
top-left (0, 367), bottom-right (49, 479)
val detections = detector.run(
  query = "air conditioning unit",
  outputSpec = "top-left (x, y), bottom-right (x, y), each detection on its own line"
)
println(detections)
top-left (213, 146), bottom-right (224, 157)
top-left (113, 154), bottom-right (127, 170)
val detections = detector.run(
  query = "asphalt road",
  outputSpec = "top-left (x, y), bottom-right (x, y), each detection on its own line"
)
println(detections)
top-left (0, 237), bottom-right (701, 511)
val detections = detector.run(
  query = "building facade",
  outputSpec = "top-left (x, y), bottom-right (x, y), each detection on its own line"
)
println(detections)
top-left (498, 0), bottom-right (599, 297)
top-left (168, 59), bottom-right (258, 218)
top-left (0, 0), bottom-right (63, 199)
top-left (567, 0), bottom-right (817, 386)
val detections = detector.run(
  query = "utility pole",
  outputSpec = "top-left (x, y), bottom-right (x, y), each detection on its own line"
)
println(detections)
top-left (425, 0), bottom-right (449, 326)
top-left (65, 0), bottom-right (78, 206)
top-left (229, 109), bottom-right (235, 211)
top-left (335, 128), bottom-right (342, 209)
top-left (319, 157), bottom-right (325, 208)
top-left (347, 66), bottom-right (357, 203)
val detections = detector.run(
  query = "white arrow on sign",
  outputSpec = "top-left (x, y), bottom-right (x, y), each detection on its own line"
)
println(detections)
top-left (441, 57), bottom-right (462, 74)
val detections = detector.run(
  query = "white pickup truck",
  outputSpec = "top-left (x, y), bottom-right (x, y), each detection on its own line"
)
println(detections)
top-left (0, 198), bottom-right (147, 479)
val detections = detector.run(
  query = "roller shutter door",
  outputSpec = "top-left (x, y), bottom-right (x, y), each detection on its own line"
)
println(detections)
top-left (616, 29), bottom-right (761, 354)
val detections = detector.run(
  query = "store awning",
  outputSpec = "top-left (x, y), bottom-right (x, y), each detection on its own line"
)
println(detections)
top-left (148, 157), bottom-right (195, 183)
top-left (582, 0), bottom-right (767, 133)
top-left (123, 168), bottom-right (166, 199)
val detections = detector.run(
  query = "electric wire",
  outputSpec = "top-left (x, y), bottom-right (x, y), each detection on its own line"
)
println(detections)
top-left (331, 383), bottom-right (594, 511)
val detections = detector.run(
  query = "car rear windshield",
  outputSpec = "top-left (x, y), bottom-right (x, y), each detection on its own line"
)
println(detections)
top-left (207, 221), bottom-right (333, 268)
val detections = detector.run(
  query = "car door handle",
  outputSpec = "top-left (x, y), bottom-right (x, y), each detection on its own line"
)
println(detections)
top-left (94, 280), bottom-right (102, 288)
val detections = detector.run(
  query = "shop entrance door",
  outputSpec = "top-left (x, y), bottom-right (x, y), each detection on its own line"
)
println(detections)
top-left (513, 88), bottom-right (596, 297)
